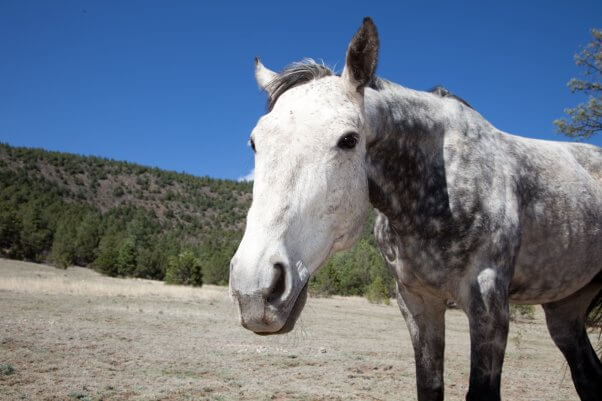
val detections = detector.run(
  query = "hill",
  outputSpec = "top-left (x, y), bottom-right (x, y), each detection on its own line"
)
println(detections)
top-left (0, 143), bottom-right (252, 284)
top-left (0, 143), bottom-right (394, 298)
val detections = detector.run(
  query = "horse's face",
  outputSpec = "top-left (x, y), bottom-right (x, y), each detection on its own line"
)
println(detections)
top-left (230, 18), bottom-right (379, 334)
top-left (231, 77), bottom-right (369, 334)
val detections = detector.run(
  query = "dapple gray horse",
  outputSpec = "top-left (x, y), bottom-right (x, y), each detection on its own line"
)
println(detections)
top-left (229, 18), bottom-right (602, 401)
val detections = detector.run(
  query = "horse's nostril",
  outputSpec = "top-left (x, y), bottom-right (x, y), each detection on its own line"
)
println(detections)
top-left (267, 263), bottom-right (287, 304)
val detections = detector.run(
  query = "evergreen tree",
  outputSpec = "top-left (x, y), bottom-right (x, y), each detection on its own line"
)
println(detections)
top-left (20, 201), bottom-right (53, 262)
top-left (555, 28), bottom-right (602, 138)
top-left (51, 216), bottom-right (78, 268)
top-left (0, 208), bottom-right (21, 257)
top-left (117, 238), bottom-right (137, 276)
top-left (165, 250), bottom-right (203, 286)
top-left (200, 232), bottom-right (241, 285)
top-left (94, 228), bottom-right (123, 276)
top-left (74, 211), bottom-right (101, 265)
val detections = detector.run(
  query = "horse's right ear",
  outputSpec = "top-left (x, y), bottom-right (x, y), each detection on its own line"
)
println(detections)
top-left (342, 17), bottom-right (379, 93)
top-left (255, 57), bottom-right (278, 93)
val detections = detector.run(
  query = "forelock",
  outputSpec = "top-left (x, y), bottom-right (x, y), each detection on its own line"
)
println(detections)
top-left (265, 59), bottom-right (334, 111)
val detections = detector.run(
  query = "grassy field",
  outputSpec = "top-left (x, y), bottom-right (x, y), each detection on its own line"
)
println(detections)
top-left (0, 259), bottom-right (586, 401)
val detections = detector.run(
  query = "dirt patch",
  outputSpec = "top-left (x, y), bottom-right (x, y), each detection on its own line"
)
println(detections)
top-left (0, 259), bottom-right (583, 400)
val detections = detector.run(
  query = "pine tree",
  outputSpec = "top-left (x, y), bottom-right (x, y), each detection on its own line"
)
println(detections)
top-left (555, 29), bottom-right (602, 139)
top-left (165, 250), bottom-right (203, 286)
top-left (0, 209), bottom-right (21, 257)
top-left (117, 238), bottom-right (137, 276)
top-left (74, 212), bottom-right (101, 265)
top-left (20, 201), bottom-right (52, 262)
top-left (94, 229), bottom-right (123, 276)
top-left (51, 216), bottom-right (78, 268)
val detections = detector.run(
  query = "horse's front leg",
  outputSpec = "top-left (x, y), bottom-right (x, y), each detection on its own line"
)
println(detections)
top-left (459, 267), bottom-right (511, 401)
top-left (396, 283), bottom-right (447, 401)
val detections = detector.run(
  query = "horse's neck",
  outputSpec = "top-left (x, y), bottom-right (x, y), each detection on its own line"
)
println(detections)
top-left (364, 80), bottom-right (455, 227)
top-left (365, 80), bottom-right (448, 143)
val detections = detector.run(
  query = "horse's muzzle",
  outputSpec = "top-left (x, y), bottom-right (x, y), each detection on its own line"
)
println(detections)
top-left (230, 260), bottom-right (310, 334)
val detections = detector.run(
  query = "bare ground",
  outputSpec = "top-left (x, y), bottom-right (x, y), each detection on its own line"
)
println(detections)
top-left (0, 259), bottom-right (586, 401)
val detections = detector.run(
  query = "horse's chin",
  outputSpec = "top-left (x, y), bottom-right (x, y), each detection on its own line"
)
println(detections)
top-left (255, 282), bottom-right (309, 336)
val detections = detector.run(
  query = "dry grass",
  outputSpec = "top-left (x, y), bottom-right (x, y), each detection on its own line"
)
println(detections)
top-left (0, 259), bottom-right (223, 300)
top-left (0, 259), bottom-right (585, 400)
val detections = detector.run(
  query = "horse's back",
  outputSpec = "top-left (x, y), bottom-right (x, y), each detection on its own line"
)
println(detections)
top-left (565, 142), bottom-right (602, 184)
top-left (499, 134), bottom-right (602, 202)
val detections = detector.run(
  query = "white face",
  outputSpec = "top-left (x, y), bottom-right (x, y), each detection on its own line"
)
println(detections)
top-left (229, 75), bottom-right (371, 334)
top-left (230, 17), bottom-right (379, 334)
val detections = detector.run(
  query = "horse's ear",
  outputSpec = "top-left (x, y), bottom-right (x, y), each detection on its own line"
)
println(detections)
top-left (342, 17), bottom-right (379, 93)
top-left (255, 57), bottom-right (278, 93)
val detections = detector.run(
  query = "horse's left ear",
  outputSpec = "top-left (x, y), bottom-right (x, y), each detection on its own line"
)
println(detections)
top-left (342, 17), bottom-right (379, 93)
top-left (255, 57), bottom-right (278, 93)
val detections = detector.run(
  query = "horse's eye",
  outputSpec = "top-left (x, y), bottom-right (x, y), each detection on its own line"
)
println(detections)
top-left (249, 138), bottom-right (256, 153)
top-left (337, 132), bottom-right (359, 150)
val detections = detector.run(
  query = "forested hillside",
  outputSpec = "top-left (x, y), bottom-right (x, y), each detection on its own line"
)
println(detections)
top-left (0, 143), bottom-right (394, 300)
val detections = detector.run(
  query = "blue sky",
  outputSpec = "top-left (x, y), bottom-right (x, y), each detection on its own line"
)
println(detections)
top-left (1, 1), bottom-right (601, 180)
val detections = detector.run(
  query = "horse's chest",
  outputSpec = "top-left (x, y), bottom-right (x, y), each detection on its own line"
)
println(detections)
top-left (374, 212), bottom-right (469, 292)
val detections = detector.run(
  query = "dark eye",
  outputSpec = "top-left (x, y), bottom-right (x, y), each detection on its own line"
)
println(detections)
top-left (337, 132), bottom-right (359, 150)
top-left (248, 138), bottom-right (256, 153)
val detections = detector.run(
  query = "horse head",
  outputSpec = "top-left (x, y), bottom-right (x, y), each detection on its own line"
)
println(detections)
top-left (229, 18), bottom-right (379, 334)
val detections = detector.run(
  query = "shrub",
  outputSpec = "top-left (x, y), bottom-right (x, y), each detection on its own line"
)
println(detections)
top-left (165, 250), bottom-right (203, 286)
top-left (113, 186), bottom-right (124, 197)
top-left (93, 230), bottom-right (123, 276)
top-left (365, 276), bottom-right (391, 305)
top-left (51, 218), bottom-right (77, 268)
top-left (117, 238), bottom-right (137, 276)
top-left (134, 246), bottom-right (166, 279)
top-left (310, 237), bottom-right (395, 300)
top-left (199, 233), bottom-right (240, 285)
top-left (19, 201), bottom-right (53, 262)
top-left (0, 363), bottom-right (14, 376)
top-left (0, 209), bottom-right (21, 255)
top-left (74, 212), bottom-right (101, 265)
top-left (510, 304), bottom-right (535, 321)
top-left (587, 295), bottom-right (602, 328)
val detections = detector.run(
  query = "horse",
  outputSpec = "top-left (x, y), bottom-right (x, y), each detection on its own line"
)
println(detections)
top-left (229, 17), bottom-right (602, 401)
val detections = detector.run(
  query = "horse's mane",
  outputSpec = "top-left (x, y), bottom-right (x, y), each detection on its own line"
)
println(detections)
top-left (428, 85), bottom-right (473, 109)
top-left (264, 59), bottom-right (473, 111)
top-left (265, 59), bottom-right (334, 111)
